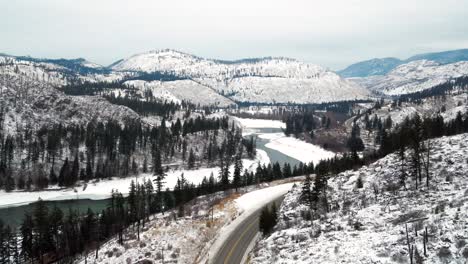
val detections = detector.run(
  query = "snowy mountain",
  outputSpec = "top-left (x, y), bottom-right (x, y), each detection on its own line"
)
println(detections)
top-left (338, 57), bottom-right (403, 78)
top-left (111, 49), bottom-right (370, 104)
top-left (250, 133), bottom-right (468, 264)
top-left (0, 59), bottom-right (140, 135)
top-left (338, 48), bottom-right (468, 78)
top-left (351, 60), bottom-right (468, 95)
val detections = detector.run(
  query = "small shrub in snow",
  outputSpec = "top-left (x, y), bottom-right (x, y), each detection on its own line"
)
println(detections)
top-left (296, 233), bottom-right (309, 242)
top-left (385, 182), bottom-right (400, 194)
top-left (462, 247), bottom-right (468, 258)
top-left (456, 238), bottom-right (467, 249)
top-left (437, 246), bottom-right (452, 259)
top-left (356, 176), bottom-right (364, 188)
top-left (301, 209), bottom-right (312, 221)
top-left (155, 252), bottom-right (162, 259)
top-left (446, 173), bottom-right (453, 182)
top-left (435, 202), bottom-right (446, 214)
top-left (353, 220), bottom-right (364, 230)
top-left (334, 245), bottom-right (340, 254)
top-left (390, 251), bottom-right (406, 263)
top-left (135, 260), bottom-right (152, 264)
top-left (414, 247), bottom-right (423, 264)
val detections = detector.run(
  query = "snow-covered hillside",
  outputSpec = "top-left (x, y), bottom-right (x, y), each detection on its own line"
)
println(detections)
top-left (352, 60), bottom-right (468, 95)
top-left (250, 133), bottom-right (468, 263)
top-left (0, 65), bottom-right (140, 135)
top-left (111, 49), bottom-right (370, 104)
top-left (124, 79), bottom-right (235, 107)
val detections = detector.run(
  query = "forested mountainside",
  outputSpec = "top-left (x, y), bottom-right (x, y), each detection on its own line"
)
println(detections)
top-left (249, 87), bottom-right (468, 263)
top-left (350, 60), bottom-right (468, 96)
top-left (1, 50), bottom-right (370, 106)
top-left (338, 48), bottom-right (468, 78)
top-left (0, 57), bottom-right (256, 193)
top-left (251, 133), bottom-right (468, 263)
top-left (110, 49), bottom-right (370, 104)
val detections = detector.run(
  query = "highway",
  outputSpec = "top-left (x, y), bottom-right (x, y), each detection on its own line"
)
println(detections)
top-left (211, 197), bottom-right (284, 264)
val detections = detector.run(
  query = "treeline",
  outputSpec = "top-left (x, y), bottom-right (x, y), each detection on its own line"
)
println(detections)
top-left (396, 75), bottom-right (468, 103)
top-left (300, 108), bottom-right (468, 218)
top-left (61, 81), bottom-right (127, 96)
top-left (0, 153), bottom-right (318, 263)
top-left (0, 114), bottom-right (251, 192)
top-left (62, 81), bottom-right (195, 117)
top-left (236, 99), bottom-right (370, 112)
top-left (104, 93), bottom-right (184, 117)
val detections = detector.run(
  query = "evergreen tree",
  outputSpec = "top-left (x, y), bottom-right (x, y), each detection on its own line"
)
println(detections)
top-left (20, 213), bottom-right (34, 263)
top-left (300, 174), bottom-right (313, 207)
top-left (49, 167), bottom-right (58, 185)
top-left (70, 154), bottom-right (80, 186)
top-left (58, 158), bottom-right (70, 187)
top-left (187, 148), bottom-right (195, 169)
top-left (232, 152), bottom-right (243, 191)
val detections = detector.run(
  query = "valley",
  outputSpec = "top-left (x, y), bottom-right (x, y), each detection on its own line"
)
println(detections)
top-left (0, 47), bottom-right (467, 264)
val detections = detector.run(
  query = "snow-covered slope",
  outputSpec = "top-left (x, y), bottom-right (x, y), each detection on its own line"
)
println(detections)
top-left (124, 79), bottom-right (235, 107)
top-left (339, 49), bottom-right (468, 78)
top-left (111, 49), bottom-right (370, 104)
top-left (352, 60), bottom-right (468, 95)
top-left (0, 63), bottom-right (140, 135)
top-left (250, 133), bottom-right (468, 264)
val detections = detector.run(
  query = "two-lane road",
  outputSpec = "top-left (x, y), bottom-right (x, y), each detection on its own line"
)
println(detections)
top-left (211, 197), bottom-right (284, 264)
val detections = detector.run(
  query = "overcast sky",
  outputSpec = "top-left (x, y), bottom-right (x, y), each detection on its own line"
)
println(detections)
top-left (1, 0), bottom-right (468, 70)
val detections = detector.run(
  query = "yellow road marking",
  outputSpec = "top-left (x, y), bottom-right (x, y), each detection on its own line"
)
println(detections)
top-left (224, 217), bottom-right (258, 264)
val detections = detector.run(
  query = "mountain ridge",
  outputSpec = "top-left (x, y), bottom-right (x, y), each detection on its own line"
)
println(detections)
top-left (339, 48), bottom-right (468, 78)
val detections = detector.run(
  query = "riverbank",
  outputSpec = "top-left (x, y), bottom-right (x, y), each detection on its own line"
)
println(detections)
top-left (0, 151), bottom-right (270, 209)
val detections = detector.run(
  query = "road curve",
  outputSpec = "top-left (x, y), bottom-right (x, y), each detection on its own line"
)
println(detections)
top-left (211, 197), bottom-right (284, 264)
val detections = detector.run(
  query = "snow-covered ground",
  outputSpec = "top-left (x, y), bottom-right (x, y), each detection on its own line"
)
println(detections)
top-left (260, 133), bottom-right (336, 164)
top-left (250, 133), bottom-right (468, 264)
top-left (206, 181), bottom-right (298, 264)
top-left (351, 59), bottom-right (468, 95)
top-left (234, 117), bottom-right (336, 164)
top-left (0, 150), bottom-right (270, 208)
top-left (76, 178), bottom-right (301, 264)
top-left (233, 117), bottom-right (286, 130)
top-left (353, 93), bottom-right (468, 149)
top-left (111, 49), bottom-right (370, 104)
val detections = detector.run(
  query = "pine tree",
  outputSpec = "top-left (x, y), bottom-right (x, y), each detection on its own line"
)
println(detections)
top-left (49, 206), bottom-right (63, 254)
top-left (153, 150), bottom-right (166, 213)
top-left (32, 198), bottom-right (54, 262)
top-left (300, 175), bottom-right (313, 207)
top-left (58, 158), bottom-right (70, 187)
top-left (4, 174), bottom-right (15, 192)
top-left (49, 167), bottom-right (58, 185)
top-left (20, 213), bottom-right (34, 263)
top-left (187, 148), bottom-right (195, 169)
top-left (142, 155), bottom-right (148, 173)
top-left (70, 154), bottom-right (79, 186)
top-left (232, 152), bottom-right (243, 191)
top-left (85, 161), bottom-right (93, 180)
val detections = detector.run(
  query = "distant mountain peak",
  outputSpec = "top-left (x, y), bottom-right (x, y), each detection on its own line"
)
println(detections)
top-left (339, 48), bottom-right (468, 78)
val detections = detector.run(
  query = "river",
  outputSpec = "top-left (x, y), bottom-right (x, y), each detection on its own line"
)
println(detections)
top-left (0, 126), bottom-right (300, 227)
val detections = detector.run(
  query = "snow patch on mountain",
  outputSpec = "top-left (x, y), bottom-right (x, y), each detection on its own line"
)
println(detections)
top-left (352, 60), bottom-right (468, 95)
top-left (124, 79), bottom-right (235, 107)
top-left (111, 49), bottom-right (370, 104)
